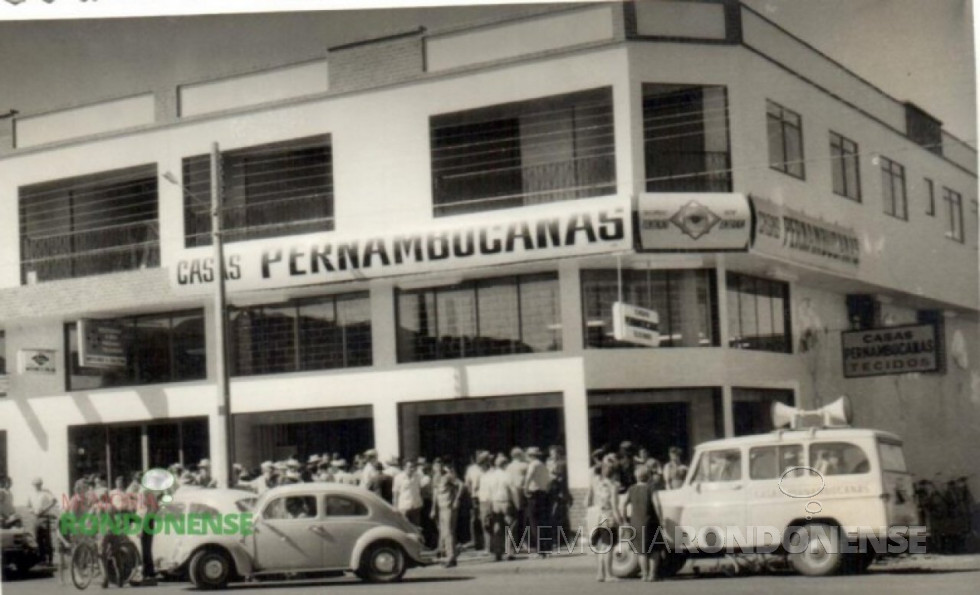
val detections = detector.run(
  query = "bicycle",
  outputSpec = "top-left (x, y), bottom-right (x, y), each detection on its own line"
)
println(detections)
top-left (70, 534), bottom-right (140, 590)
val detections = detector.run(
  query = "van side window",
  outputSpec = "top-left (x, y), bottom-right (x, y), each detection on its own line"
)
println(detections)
top-left (693, 449), bottom-right (742, 482)
top-left (749, 445), bottom-right (803, 480)
top-left (810, 442), bottom-right (869, 475)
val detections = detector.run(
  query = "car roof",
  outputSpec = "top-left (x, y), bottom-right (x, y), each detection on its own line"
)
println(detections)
top-left (170, 487), bottom-right (256, 510)
top-left (694, 428), bottom-right (903, 451)
top-left (263, 482), bottom-right (377, 499)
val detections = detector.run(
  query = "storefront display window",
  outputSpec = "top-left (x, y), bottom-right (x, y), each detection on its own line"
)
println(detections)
top-left (581, 269), bottom-right (717, 348)
top-left (65, 309), bottom-right (205, 391)
top-left (396, 273), bottom-right (561, 362)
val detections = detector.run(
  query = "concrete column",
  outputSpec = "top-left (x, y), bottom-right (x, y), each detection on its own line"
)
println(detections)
top-left (207, 410), bottom-right (229, 488)
top-left (561, 368), bottom-right (592, 491)
top-left (372, 398), bottom-right (401, 462)
top-left (370, 282), bottom-right (397, 367)
top-left (558, 260), bottom-right (583, 354)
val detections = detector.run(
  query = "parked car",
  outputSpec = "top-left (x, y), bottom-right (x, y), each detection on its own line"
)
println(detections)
top-left (1, 507), bottom-right (42, 578)
top-left (613, 423), bottom-right (922, 578)
top-left (154, 483), bottom-right (432, 589)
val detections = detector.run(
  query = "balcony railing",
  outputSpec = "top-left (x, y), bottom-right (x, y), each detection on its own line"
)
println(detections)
top-left (646, 150), bottom-right (731, 193)
top-left (21, 220), bottom-right (160, 283)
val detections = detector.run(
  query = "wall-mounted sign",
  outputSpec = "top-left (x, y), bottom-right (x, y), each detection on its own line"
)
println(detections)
top-left (78, 319), bottom-right (127, 368)
top-left (751, 197), bottom-right (860, 273)
top-left (842, 324), bottom-right (940, 378)
top-left (637, 193), bottom-right (750, 251)
top-left (613, 301), bottom-right (660, 347)
top-left (18, 349), bottom-right (57, 375)
top-left (170, 194), bottom-right (631, 295)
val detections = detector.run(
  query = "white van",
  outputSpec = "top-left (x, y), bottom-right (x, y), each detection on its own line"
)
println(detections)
top-left (615, 400), bottom-right (924, 578)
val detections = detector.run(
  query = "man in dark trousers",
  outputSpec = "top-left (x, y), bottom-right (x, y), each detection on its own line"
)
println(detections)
top-left (523, 447), bottom-right (552, 555)
top-left (136, 478), bottom-right (159, 586)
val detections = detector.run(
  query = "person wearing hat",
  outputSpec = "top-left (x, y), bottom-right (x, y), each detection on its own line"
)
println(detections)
top-left (430, 466), bottom-right (462, 567)
top-left (523, 446), bottom-right (552, 555)
top-left (464, 451), bottom-right (488, 552)
top-left (332, 459), bottom-right (356, 485)
top-left (482, 454), bottom-right (518, 561)
top-left (197, 459), bottom-right (217, 488)
top-left (504, 448), bottom-right (529, 544)
top-left (247, 461), bottom-right (276, 495)
top-left (27, 477), bottom-right (57, 565)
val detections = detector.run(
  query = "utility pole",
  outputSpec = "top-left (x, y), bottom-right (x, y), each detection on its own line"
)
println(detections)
top-left (210, 142), bottom-right (234, 488)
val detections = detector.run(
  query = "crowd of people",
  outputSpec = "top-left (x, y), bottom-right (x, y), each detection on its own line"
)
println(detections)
top-left (585, 442), bottom-right (688, 582)
top-left (223, 445), bottom-right (574, 567)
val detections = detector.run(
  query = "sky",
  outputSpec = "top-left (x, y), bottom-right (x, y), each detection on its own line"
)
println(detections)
top-left (0, 0), bottom-right (976, 144)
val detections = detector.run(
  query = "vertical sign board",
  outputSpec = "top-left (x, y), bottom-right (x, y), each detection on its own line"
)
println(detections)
top-left (78, 319), bottom-right (128, 368)
top-left (841, 324), bottom-right (941, 378)
top-left (18, 349), bottom-right (57, 374)
top-left (613, 302), bottom-right (660, 347)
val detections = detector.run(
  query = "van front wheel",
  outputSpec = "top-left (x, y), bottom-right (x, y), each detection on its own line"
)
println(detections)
top-left (787, 524), bottom-right (843, 577)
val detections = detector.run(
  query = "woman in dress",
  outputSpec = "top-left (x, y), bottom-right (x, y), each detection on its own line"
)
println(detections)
top-left (621, 465), bottom-right (662, 581)
top-left (589, 454), bottom-right (623, 582)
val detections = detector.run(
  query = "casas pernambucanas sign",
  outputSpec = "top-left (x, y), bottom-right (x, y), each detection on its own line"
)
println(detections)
top-left (169, 195), bottom-right (631, 295)
top-left (841, 324), bottom-right (941, 378)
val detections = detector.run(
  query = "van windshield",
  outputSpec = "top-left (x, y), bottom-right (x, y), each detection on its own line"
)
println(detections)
top-left (878, 440), bottom-right (907, 472)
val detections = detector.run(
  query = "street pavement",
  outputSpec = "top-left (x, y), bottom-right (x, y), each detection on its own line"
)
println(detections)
top-left (4, 552), bottom-right (979, 595)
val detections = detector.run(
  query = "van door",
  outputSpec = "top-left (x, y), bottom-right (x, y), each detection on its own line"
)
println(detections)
top-left (680, 448), bottom-right (748, 550)
top-left (746, 444), bottom-right (807, 550)
top-left (877, 439), bottom-right (918, 527)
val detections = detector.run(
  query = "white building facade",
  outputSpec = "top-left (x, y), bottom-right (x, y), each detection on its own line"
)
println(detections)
top-left (0, 1), bottom-right (977, 520)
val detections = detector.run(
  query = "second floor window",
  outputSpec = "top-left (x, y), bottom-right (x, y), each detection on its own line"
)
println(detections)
top-left (581, 269), bottom-right (718, 348)
top-left (230, 293), bottom-right (372, 376)
top-left (183, 134), bottom-right (334, 246)
top-left (65, 310), bottom-right (205, 391)
top-left (943, 187), bottom-right (964, 242)
top-left (766, 100), bottom-right (805, 179)
top-left (644, 83), bottom-right (731, 193)
top-left (430, 87), bottom-right (615, 216)
top-left (879, 155), bottom-right (907, 220)
top-left (397, 273), bottom-right (561, 361)
top-left (829, 132), bottom-right (860, 201)
top-left (726, 272), bottom-right (791, 353)
top-left (19, 164), bottom-right (159, 284)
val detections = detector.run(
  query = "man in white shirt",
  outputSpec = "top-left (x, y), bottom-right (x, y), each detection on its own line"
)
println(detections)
top-left (249, 462), bottom-right (276, 495)
top-left (523, 447), bottom-right (552, 554)
top-left (28, 477), bottom-right (57, 565)
top-left (392, 460), bottom-right (423, 527)
top-left (482, 454), bottom-right (518, 561)
top-left (464, 451), bottom-right (488, 552)
top-left (506, 448), bottom-right (529, 542)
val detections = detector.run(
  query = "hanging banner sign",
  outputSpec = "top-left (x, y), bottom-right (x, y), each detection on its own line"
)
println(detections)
top-left (841, 324), bottom-right (940, 378)
top-left (751, 196), bottom-right (860, 273)
top-left (18, 349), bottom-right (57, 375)
top-left (169, 194), bottom-right (632, 295)
top-left (613, 301), bottom-right (660, 347)
top-left (637, 193), bottom-right (750, 251)
top-left (78, 319), bottom-right (128, 368)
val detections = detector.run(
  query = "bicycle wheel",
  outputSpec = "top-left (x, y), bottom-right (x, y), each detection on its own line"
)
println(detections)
top-left (71, 542), bottom-right (100, 590)
top-left (114, 541), bottom-right (141, 585)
